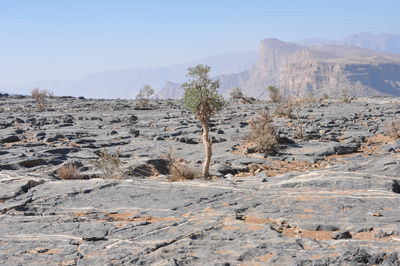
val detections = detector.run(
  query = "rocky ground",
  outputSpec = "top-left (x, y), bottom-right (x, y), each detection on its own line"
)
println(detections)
top-left (0, 94), bottom-right (400, 265)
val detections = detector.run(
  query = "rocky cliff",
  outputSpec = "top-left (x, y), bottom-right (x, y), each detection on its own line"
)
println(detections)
top-left (243, 39), bottom-right (400, 98)
top-left (156, 38), bottom-right (400, 99)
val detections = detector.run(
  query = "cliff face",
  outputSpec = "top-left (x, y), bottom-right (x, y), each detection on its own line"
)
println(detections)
top-left (244, 39), bottom-right (400, 98)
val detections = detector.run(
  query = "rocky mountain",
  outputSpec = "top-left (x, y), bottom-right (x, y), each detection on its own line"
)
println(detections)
top-left (243, 38), bottom-right (400, 98)
top-left (297, 32), bottom-right (400, 54)
top-left (159, 38), bottom-right (400, 99)
top-left (1, 51), bottom-right (257, 99)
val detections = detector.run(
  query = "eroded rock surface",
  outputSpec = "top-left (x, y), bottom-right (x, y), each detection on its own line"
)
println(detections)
top-left (0, 95), bottom-right (399, 265)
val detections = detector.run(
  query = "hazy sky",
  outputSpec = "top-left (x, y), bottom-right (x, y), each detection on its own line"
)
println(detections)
top-left (1, 0), bottom-right (399, 85)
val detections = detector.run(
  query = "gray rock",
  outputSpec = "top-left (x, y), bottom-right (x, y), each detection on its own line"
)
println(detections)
top-left (1, 135), bottom-right (20, 143)
top-left (331, 230), bottom-right (352, 239)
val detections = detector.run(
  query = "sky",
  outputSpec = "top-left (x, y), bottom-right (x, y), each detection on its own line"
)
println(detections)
top-left (0, 0), bottom-right (399, 85)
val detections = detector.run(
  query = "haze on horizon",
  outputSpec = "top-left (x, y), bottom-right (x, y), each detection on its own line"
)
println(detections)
top-left (1, 0), bottom-right (399, 87)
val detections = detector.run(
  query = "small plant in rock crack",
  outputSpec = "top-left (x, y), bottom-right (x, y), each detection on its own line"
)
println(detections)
top-left (247, 111), bottom-right (279, 155)
top-left (92, 150), bottom-right (123, 179)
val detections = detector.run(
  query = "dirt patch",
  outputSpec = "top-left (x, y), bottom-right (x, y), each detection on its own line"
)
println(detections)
top-left (360, 134), bottom-right (396, 155)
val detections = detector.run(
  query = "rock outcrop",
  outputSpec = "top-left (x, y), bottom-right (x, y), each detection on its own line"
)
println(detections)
top-left (156, 38), bottom-right (400, 99)
top-left (244, 38), bottom-right (400, 98)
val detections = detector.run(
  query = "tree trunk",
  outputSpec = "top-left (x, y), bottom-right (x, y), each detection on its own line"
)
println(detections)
top-left (201, 119), bottom-right (212, 178)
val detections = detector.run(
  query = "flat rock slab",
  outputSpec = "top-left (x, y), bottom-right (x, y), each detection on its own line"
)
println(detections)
top-left (0, 166), bottom-right (399, 265)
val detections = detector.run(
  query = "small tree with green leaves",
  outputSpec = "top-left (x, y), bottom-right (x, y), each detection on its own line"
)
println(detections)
top-left (182, 64), bottom-right (224, 178)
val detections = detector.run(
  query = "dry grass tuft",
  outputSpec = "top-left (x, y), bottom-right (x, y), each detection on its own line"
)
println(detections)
top-left (166, 152), bottom-right (199, 181)
top-left (247, 111), bottom-right (279, 155)
top-left (57, 164), bottom-right (82, 179)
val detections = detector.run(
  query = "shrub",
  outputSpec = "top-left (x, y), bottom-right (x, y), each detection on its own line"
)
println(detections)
top-left (31, 88), bottom-right (49, 110)
top-left (274, 99), bottom-right (293, 118)
top-left (341, 89), bottom-right (353, 103)
top-left (387, 119), bottom-right (400, 139)
top-left (57, 164), bottom-right (82, 179)
top-left (166, 152), bottom-right (199, 181)
top-left (92, 150), bottom-right (123, 179)
top-left (267, 86), bottom-right (282, 103)
top-left (230, 87), bottom-right (244, 100)
top-left (136, 84), bottom-right (155, 108)
top-left (248, 111), bottom-right (279, 155)
top-left (291, 97), bottom-right (306, 139)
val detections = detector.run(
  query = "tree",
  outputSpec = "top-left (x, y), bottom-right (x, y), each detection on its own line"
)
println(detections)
top-left (182, 64), bottom-right (224, 178)
top-left (230, 87), bottom-right (243, 100)
top-left (136, 84), bottom-right (155, 107)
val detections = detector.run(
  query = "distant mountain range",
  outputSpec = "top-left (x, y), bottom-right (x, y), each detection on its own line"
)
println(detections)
top-left (2, 32), bottom-right (400, 99)
top-left (296, 32), bottom-right (400, 54)
top-left (0, 51), bottom-right (257, 99)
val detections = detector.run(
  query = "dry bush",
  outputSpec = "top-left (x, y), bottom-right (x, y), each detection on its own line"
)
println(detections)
top-left (267, 86), bottom-right (282, 103)
top-left (291, 97), bottom-right (306, 139)
top-left (92, 150), bottom-right (123, 179)
top-left (136, 84), bottom-right (155, 108)
top-left (31, 88), bottom-right (49, 110)
top-left (274, 99), bottom-right (293, 118)
top-left (230, 87), bottom-right (244, 100)
top-left (166, 152), bottom-right (199, 181)
top-left (387, 119), bottom-right (400, 139)
top-left (341, 89), bottom-right (354, 103)
top-left (248, 111), bottom-right (279, 155)
top-left (57, 164), bottom-right (82, 179)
